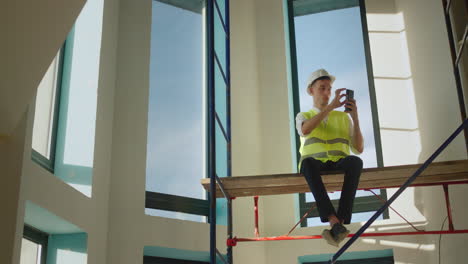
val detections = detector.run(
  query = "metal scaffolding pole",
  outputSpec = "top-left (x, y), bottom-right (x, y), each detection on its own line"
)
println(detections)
top-left (329, 119), bottom-right (468, 263)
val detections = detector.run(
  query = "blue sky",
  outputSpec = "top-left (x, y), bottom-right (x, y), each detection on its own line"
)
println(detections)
top-left (63, 0), bottom-right (102, 168)
top-left (146, 1), bottom-right (205, 221)
top-left (295, 6), bottom-right (378, 169)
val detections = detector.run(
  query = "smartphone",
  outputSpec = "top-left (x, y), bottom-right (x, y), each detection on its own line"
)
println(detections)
top-left (345, 89), bottom-right (354, 112)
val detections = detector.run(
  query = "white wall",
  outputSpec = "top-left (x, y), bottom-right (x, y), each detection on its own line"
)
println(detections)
top-left (1, 0), bottom-right (87, 136)
top-left (394, 0), bottom-right (466, 162)
top-left (393, 0), bottom-right (468, 263)
top-left (230, 0), bottom-right (267, 262)
top-left (2, 0), bottom-right (87, 258)
top-left (1, 112), bottom-right (28, 264)
top-left (367, 0), bottom-right (422, 166)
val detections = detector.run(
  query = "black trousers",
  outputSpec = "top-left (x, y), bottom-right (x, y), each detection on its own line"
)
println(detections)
top-left (301, 156), bottom-right (363, 224)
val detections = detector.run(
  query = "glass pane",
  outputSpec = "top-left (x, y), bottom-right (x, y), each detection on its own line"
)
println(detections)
top-left (49, 234), bottom-right (88, 264)
top-left (54, 0), bottom-right (103, 197)
top-left (215, 64), bottom-right (227, 131)
top-left (215, 123), bottom-right (228, 177)
top-left (293, 6), bottom-right (378, 168)
top-left (214, 7), bottom-right (227, 75)
top-left (61, 0), bottom-right (102, 167)
top-left (32, 51), bottom-right (61, 159)
top-left (307, 211), bottom-right (383, 227)
top-left (145, 208), bottom-right (205, 222)
top-left (146, 0), bottom-right (205, 222)
top-left (215, 120), bottom-right (228, 224)
top-left (20, 238), bottom-right (41, 264)
top-left (215, 0), bottom-right (226, 22)
top-left (293, 0), bottom-right (358, 16)
top-left (214, 0), bottom-right (229, 226)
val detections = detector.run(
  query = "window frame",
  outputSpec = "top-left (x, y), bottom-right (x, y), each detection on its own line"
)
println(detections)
top-left (286, 0), bottom-right (389, 227)
top-left (299, 191), bottom-right (389, 227)
top-left (304, 256), bottom-right (394, 264)
top-left (144, 0), bottom-right (210, 220)
top-left (145, 192), bottom-right (209, 217)
top-left (31, 42), bottom-right (67, 173)
top-left (22, 225), bottom-right (49, 264)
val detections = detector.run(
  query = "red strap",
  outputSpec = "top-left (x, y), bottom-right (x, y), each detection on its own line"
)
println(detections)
top-left (365, 189), bottom-right (422, 232)
top-left (254, 196), bottom-right (259, 237)
top-left (285, 204), bottom-right (317, 236)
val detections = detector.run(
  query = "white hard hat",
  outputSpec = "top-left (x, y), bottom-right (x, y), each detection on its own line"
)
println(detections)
top-left (306, 69), bottom-right (336, 95)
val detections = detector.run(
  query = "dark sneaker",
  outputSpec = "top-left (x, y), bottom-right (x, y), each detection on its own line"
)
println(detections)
top-left (331, 223), bottom-right (350, 244)
top-left (321, 229), bottom-right (339, 247)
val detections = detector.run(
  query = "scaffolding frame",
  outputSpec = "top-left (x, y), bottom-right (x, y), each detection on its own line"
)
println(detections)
top-left (206, 0), bottom-right (468, 262)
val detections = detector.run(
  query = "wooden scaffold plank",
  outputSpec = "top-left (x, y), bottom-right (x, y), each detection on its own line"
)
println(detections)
top-left (201, 160), bottom-right (468, 197)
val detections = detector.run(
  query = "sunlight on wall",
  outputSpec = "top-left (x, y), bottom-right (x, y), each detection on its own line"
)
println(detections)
top-left (364, 10), bottom-right (427, 230)
top-left (381, 240), bottom-right (435, 251)
top-left (56, 249), bottom-right (87, 264)
top-left (68, 183), bottom-right (92, 197)
top-left (367, 13), bottom-right (404, 31)
top-left (362, 238), bottom-right (435, 251)
top-left (367, 12), bottom-right (421, 167)
top-left (364, 222), bottom-right (427, 232)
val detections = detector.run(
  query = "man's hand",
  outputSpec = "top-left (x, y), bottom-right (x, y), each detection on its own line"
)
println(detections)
top-left (326, 88), bottom-right (347, 112)
top-left (344, 98), bottom-right (358, 120)
top-left (345, 98), bottom-right (364, 153)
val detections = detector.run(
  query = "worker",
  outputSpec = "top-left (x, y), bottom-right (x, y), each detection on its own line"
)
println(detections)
top-left (296, 69), bottom-right (364, 246)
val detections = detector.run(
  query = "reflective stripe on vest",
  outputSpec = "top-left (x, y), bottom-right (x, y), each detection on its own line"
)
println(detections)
top-left (304, 137), bottom-right (350, 147)
top-left (298, 110), bottom-right (351, 169)
top-left (298, 150), bottom-right (348, 164)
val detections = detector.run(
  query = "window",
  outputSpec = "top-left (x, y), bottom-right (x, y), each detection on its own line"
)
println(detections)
top-left (145, 0), bottom-right (231, 225)
top-left (144, 256), bottom-right (209, 264)
top-left (31, 48), bottom-right (64, 172)
top-left (145, 0), bottom-right (208, 222)
top-left (286, 0), bottom-right (388, 226)
top-left (20, 225), bottom-right (48, 264)
top-left (31, 0), bottom-right (103, 197)
top-left (23, 202), bottom-right (88, 264)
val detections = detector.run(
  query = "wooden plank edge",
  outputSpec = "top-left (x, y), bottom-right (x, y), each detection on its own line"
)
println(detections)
top-left (208, 172), bottom-right (468, 197)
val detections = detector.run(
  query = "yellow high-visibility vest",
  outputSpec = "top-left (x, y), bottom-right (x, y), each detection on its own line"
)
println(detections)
top-left (298, 109), bottom-right (351, 169)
